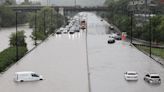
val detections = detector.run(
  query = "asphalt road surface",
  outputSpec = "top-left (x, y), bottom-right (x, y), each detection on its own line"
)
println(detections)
top-left (0, 12), bottom-right (164, 92)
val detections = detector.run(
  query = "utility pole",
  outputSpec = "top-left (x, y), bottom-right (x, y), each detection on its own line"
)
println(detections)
top-left (16, 11), bottom-right (18, 61)
top-left (149, 13), bottom-right (152, 57)
top-left (130, 12), bottom-right (133, 44)
top-left (44, 11), bottom-right (46, 36)
top-left (34, 10), bottom-right (37, 46)
top-left (130, 0), bottom-right (134, 44)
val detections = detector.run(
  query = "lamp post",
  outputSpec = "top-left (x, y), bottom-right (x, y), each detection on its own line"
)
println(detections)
top-left (149, 13), bottom-right (152, 57)
top-left (34, 10), bottom-right (37, 46)
top-left (15, 11), bottom-right (22, 61)
top-left (16, 11), bottom-right (18, 61)
top-left (130, 0), bottom-right (134, 44)
top-left (44, 10), bottom-right (46, 36)
top-left (130, 11), bottom-right (133, 44)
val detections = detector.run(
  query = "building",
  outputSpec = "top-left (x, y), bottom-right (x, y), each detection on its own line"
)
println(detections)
top-left (128, 0), bottom-right (157, 13)
top-left (128, 0), bottom-right (158, 27)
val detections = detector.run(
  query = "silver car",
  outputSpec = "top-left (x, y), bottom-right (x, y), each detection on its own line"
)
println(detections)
top-left (144, 73), bottom-right (161, 84)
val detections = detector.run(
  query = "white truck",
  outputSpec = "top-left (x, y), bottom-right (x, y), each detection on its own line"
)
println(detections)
top-left (14, 71), bottom-right (43, 82)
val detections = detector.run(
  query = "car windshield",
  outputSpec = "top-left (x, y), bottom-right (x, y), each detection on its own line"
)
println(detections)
top-left (128, 73), bottom-right (136, 75)
top-left (32, 73), bottom-right (39, 77)
top-left (151, 76), bottom-right (160, 78)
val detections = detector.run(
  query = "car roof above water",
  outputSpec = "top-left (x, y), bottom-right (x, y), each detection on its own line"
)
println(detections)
top-left (16, 71), bottom-right (35, 74)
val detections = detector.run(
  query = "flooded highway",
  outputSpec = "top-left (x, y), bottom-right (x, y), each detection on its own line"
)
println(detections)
top-left (0, 25), bottom-right (34, 52)
top-left (0, 12), bottom-right (163, 92)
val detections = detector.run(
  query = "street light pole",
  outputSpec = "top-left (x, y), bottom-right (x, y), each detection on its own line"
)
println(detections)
top-left (34, 10), bottom-right (37, 46)
top-left (44, 11), bottom-right (46, 36)
top-left (16, 11), bottom-right (18, 61)
top-left (130, 0), bottom-right (134, 44)
top-left (130, 12), bottom-right (133, 44)
top-left (149, 12), bottom-right (152, 57)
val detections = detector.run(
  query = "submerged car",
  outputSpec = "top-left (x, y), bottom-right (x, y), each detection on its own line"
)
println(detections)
top-left (15, 71), bottom-right (43, 82)
top-left (108, 37), bottom-right (115, 44)
top-left (69, 31), bottom-right (75, 34)
top-left (56, 30), bottom-right (62, 34)
top-left (114, 35), bottom-right (122, 40)
top-left (144, 73), bottom-right (161, 84)
top-left (124, 71), bottom-right (138, 81)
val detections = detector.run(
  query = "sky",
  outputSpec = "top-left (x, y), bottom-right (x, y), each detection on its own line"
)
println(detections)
top-left (16, 0), bottom-right (106, 6)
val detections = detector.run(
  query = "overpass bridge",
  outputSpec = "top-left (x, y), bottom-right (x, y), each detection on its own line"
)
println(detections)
top-left (8, 5), bottom-right (109, 12)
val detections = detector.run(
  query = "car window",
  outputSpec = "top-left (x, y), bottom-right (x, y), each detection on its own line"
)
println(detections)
top-left (146, 74), bottom-right (150, 77)
top-left (128, 73), bottom-right (136, 75)
top-left (31, 73), bottom-right (39, 77)
top-left (151, 76), bottom-right (160, 78)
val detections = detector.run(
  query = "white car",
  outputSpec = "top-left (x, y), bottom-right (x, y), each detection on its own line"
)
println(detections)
top-left (144, 73), bottom-right (161, 84)
top-left (15, 71), bottom-right (43, 82)
top-left (124, 71), bottom-right (138, 81)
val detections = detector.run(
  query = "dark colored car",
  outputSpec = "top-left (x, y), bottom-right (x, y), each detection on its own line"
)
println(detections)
top-left (56, 31), bottom-right (62, 34)
top-left (114, 35), bottom-right (122, 40)
top-left (108, 38), bottom-right (115, 44)
top-left (69, 31), bottom-right (75, 34)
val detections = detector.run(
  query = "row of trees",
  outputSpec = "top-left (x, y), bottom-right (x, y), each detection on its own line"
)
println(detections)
top-left (29, 7), bottom-right (65, 41)
top-left (0, 5), bottom-right (28, 27)
top-left (104, 0), bottom-right (164, 43)
top-left (0, 31), bottom-right (27, 72)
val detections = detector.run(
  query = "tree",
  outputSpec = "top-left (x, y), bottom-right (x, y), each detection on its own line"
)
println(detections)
top-left (158, 17), bottom-right (164, 42)
top-left (0, 5), bottom-right (15, 27)
top-left (29, 7), bottom-right (65, 40)
top-left (9, 31), bottom-right (27, 47)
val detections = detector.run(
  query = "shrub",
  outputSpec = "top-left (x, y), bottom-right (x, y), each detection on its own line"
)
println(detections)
top-left (0, 47), bottom-right (27, 72)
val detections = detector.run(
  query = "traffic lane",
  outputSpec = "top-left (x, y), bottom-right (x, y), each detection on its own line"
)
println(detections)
top-left (0, 32), bottom-right (89, 92)
top-left (87, 13), bottom-right (109, 35)
top-left (87, 35), bottom-right (164, 92)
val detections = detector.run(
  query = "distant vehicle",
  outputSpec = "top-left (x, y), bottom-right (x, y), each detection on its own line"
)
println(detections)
top-left (74, 26), bottom-right (80, 32)
top-left (108, 37), bottom-right (115, 44)
top-left (56, 30), bottom-right (62, 34)
top-left (69, 31), bottom-right (75, 34)
top-left (114, 35), bottom-right (122, 40)
top-left (144, 73), bottom-right (161, 84)
top-left (124, 71), bottom-right (138, 81)
top-left (63, 29), bottom-right (68, 34)
top-left (109, 26), bottom-right (114, 30)
top-left (80, 19), bottom-right (87, 30)
top-left (15, 71), bottom-right (43, 82)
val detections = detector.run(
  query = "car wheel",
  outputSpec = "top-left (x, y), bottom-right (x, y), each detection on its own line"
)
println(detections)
top-left (40, 79), bottom-right (43, 80)
top-left (20, 80), bottom-right (24, 82)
